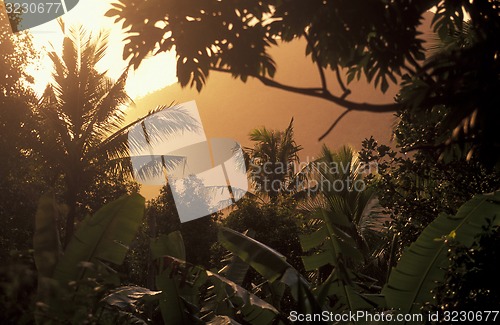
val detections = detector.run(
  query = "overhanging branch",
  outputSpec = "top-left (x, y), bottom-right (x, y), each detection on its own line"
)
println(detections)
top-left (318, 109), bottom-right (351, 141)
top-left (335, 66), bottom-right (350, 99)
top-left (210, 66), bottom-right (400, 113)
top-left (303, 32), bottom-right (329, 93)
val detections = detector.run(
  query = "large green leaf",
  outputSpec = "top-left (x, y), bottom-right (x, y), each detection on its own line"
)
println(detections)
top-left (383, 191), bottom-right (500, 318)
top-left (218, 227), bottom-right (320, 314)
top-left (151, 231), bottom-right (186, 260)
top-left (219, 229), bottom-right (254, 286)
top-left (156, 269), bottom-right (203, 325)
top-left (155, 255), bottom-right (278, 325)
top-left (218, 227), bottom-right (291, 283)
top-left (151, 230), bottom-right (189, 324)
top-left (100, 286), bottom-right (161, 324)
top-left (206, 271), bottom-right (279, 324)
top-left (300, 209), bottom-right (375, 315)
top-left (152, 232), bottom-right (203, 325)
top-left (219, 253), bottom-right (250, 287)
top-left (53, 193), bottom-right (145, 284)
top-left (101, 285), bottom-right (161, 311)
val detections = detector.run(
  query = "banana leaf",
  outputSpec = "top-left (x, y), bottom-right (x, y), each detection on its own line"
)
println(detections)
top-left (300, 209), bottom-right (376, 314)
top-left (219, 229), bottom-right (254, 286)
top-left (218, 227), bottom-right (321, 314)
top-left (102, 285), bottom-right (162, 311)
top-left (383, 191), bottom-right (500, 317)
top-left (151, 231), bottom-right (186, 260)
top-left (150, 231), bottom-right (201, 324)
top-left (53, 193), bottom-right (145, 284)
top-left (206, 271), bottom-right (279, 324)
top-left (157, 255), bottom-right (279, 325)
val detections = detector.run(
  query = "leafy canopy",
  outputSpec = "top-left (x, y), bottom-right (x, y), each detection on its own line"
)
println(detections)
top-left (105, 0), bottom-right (430, 110)
top-left (106, 0), bottom-right (500, 163)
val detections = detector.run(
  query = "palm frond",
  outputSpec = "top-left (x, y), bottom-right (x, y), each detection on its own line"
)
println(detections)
top-left (94, 104), bottom-right (201, 165)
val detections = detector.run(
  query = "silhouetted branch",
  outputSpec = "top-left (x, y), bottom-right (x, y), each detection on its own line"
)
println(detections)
top-left (335, 67), bottom-right (351, 99)
top-left (210, 67), bottom-right (400, 113)
top-left (303, 32), bottom-right (351, 100)
top-left (318, 109), bottom-right (351, 141)
top-left (303, 32), bottom-right (329, 93)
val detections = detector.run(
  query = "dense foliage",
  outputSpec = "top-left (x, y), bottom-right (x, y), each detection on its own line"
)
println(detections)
top-left (0, 0), bottom-right (499, 323)
top-left (0, 10), bottom-right (42, 257)
top-left (434, 224), bottom-right (500, 313)
top-left (359, 134), bottom-right (500, 254)
top-left (216, 198), bottom-right (305, 272)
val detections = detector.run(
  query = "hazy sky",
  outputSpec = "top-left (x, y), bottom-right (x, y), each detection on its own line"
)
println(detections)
top-left (26, 0), bottom-right (177, 99)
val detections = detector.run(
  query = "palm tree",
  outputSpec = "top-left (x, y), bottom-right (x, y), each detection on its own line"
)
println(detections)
top-left (298, 145), bottom-right (389, 282)
top-left (246, 118), bottom-right (302, 202)
top-left (36, 24), bottom-right (197, 244)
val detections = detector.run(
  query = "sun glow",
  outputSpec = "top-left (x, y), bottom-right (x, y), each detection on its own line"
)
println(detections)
top-left (26, 0), bottom-right (177, 100)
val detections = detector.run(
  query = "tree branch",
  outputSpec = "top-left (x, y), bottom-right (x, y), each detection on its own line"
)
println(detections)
top-left (210, 67), bottom-right (400, 113)
top-left (335, 66), bottom-right (351, 99)
top-left (303, 32), bottom-right (329, 93)
top-left (318, 109), bottom-right (351, 141)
